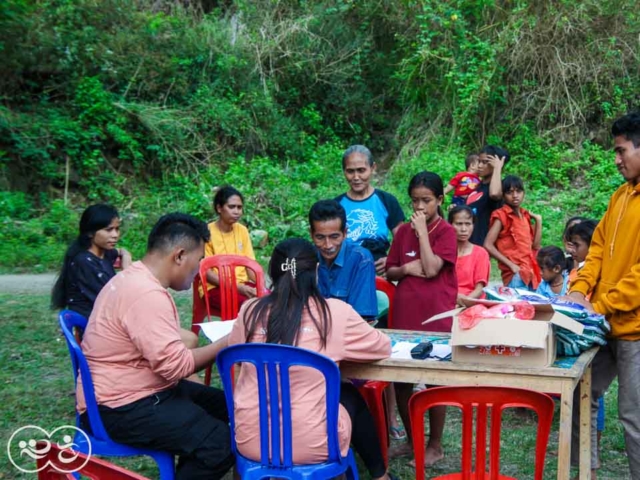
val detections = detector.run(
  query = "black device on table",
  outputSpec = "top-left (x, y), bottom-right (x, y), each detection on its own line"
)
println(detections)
top-left (410, 341), bottom-right (433, 360)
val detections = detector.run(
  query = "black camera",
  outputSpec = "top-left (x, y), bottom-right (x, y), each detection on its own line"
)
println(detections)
top-left (410, 341), bottom-right (433, 360)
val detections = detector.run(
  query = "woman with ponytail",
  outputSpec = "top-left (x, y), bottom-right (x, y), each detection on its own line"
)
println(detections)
top-left (51, 204), bottom-right (131, 318)
top-left (228, 238), bottom-right (398, 480)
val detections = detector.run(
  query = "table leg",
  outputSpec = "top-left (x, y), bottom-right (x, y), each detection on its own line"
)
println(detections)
top-left (558, 382), bottom-right (574, 480)
top-left (579, 364), bottom-right (592, 480)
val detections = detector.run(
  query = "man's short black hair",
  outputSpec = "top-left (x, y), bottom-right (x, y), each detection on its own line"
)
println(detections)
top-left (147, 213), bottom-right (210, 253)
top-left (611, 112), bottom-right (640, 148)
top-left (480, 145), bottom-right (510, 165)
top-left (308, 200), bottom-right (347, 231)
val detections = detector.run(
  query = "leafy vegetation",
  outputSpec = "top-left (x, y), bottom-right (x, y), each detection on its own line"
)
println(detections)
top-left (0, 0), bottom-right (638, 269)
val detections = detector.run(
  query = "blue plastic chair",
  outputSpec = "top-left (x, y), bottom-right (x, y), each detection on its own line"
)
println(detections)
top-left (216, 343), bottom-right (360, 480)
top-left (59, 310), bottom-right (175, 480)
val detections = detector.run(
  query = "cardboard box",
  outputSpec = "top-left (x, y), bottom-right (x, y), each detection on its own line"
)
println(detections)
top-left (423, 297), bottom-right (584, 367)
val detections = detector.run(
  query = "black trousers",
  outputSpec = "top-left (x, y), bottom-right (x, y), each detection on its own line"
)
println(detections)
top-left (340, 382), bottom-right (386, 477)
top-left (89, 380), bottom-right (235, 480)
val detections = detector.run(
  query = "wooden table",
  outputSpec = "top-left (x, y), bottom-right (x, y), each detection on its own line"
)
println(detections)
top-left (340, 330), bottom-right (598, 480)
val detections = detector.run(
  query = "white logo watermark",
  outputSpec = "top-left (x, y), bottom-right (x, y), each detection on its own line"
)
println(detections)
top-left (7, 425), bottom-right (91, 473)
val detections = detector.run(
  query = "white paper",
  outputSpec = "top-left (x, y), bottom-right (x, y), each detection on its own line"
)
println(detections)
top-left (430, 343), bottom-right (452, 360)
top-left (198, 320), bottom-right (236, 343)
top-left (391, 341), bottom-right (451, 360)
top-left (391, 342), bottom-right (419, 359)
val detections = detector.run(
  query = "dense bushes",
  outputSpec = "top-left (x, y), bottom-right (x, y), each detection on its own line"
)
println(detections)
top-left (0, 0), bottom-right (637, 270)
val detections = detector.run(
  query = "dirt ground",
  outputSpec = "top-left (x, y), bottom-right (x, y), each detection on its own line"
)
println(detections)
top-left (0, 273), bottom-right (192, 297)
top-left (0, 273), bottom-right (57, 294)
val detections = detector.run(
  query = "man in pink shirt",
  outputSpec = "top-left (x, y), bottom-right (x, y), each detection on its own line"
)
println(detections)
top-left (78, 213), bottom-right (233, 480)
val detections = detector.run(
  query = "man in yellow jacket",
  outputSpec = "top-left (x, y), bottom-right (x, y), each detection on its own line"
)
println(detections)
top-left (567, 111), bottom-right (640, 479)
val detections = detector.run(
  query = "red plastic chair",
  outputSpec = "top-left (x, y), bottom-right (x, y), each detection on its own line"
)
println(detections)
top-left (408, 386), bottom-right (555, 480)
top-left (193, 254), bottom-right (266, 385)
top-left (192, 273), bottom-right (220, 332)
top-left (192, 254), bottom-right (267, 331)
top-left (357, 276), bottom-right (396, 466)
top-left (374, 276), bottom-right (395, 327)
top-left (37, 443), bottom-right (149, 479)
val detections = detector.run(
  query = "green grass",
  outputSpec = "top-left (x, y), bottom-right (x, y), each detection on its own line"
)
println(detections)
top-left (0, 292), bottom-right (631, 479)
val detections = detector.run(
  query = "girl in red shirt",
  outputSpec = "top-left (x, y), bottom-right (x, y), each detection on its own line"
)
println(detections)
top-left (386, 171), bottom-right (458, 467)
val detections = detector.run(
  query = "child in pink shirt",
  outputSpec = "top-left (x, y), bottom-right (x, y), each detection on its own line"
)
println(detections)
top-left (229, 238), bottom-right (398, 480)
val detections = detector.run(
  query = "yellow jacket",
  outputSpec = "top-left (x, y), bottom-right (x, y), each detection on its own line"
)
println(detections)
top-left (570, 182), bottom-right (640, 339)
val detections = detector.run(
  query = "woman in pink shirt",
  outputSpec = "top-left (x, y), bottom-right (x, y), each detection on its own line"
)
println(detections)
top-left (448, 205), bottom-right (491, 302)
top-left (229, 238), bottom-right (397, 480)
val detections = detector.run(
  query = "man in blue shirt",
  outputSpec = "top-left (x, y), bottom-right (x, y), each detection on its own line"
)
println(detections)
top-left (309, 199), bottom-right (378, 321)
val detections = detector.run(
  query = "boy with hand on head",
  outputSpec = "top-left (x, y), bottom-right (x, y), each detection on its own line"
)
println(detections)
top-left (483, 175), bottom-right (542, 290)
top-left (565, 112), bottom-right (640, 479)
top-left (467, 145), bottom-right (509, 246)
top-left (444, 153), bottom-right (481, 206)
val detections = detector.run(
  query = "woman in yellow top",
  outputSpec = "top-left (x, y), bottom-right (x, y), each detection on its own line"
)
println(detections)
top-left (204, 186), bottom-right (257, 310)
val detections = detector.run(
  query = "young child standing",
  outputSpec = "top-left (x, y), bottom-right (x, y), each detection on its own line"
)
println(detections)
top-left (564, 218), bottom-right (606, 458)
top-left (484, 175), bottom-right (542, 290)
top-left (386, 171), bottom-right (457, 467)
top-left (448, 205), bottom-right (491, 301)
top-left (566, 219), bottom-right (598, 285)
top-left (444, 153), bottom-right (481, 206)
top-left (562, 216), bottom-right (587, 272)
top-left (535, 246), bottom-right (570, 298)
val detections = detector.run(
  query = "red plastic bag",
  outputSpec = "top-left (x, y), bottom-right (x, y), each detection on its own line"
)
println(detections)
top-left (458, 305), bottom-right (492, 329)
top-left (513, 301), bottom-right (536, 320)
top-left (458, 301), bottom-right (535, 330)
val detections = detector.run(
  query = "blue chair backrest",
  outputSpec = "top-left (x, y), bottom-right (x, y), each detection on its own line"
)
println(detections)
top-left (59, 310), bottom-right (111, 442)
top-left (216, 343), bottom-right (343, 468)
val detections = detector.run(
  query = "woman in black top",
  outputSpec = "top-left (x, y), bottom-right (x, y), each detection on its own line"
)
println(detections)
top-left (51, 204), bottom-right (131, 318)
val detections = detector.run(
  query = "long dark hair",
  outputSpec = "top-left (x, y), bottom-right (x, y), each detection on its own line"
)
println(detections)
top-left (243, 238), bottom-right (332, 349)
top-left (51, 204), bottom-right (119, 310)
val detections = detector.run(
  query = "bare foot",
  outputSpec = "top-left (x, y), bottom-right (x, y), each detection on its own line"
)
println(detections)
top-left (407, 445), bottom-right (444, 468)
top-left (388, 442), bottom-right (413, 459)
top-left (425, 445), bottom-right (444, 467)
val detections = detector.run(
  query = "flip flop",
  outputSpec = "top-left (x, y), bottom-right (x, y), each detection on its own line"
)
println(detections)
top-left (390, 425), bottom-right (406, 440)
